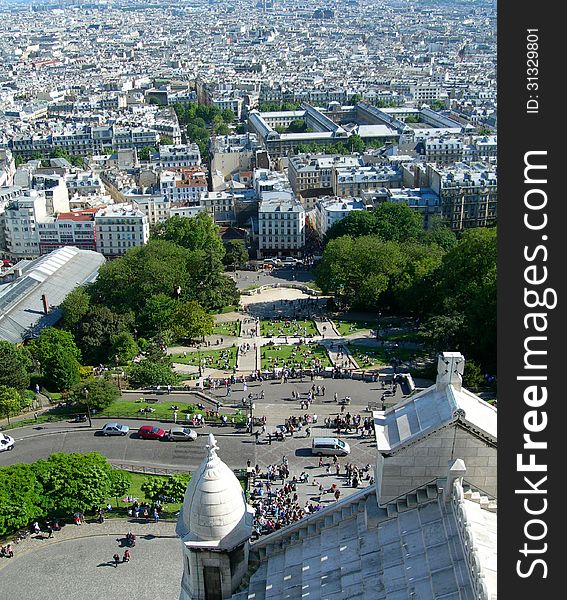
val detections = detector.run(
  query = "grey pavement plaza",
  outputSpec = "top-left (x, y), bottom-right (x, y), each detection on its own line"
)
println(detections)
top-left (0, 519), bottom-right (181, 600)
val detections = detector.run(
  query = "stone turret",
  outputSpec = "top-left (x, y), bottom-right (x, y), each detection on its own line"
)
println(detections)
top-left (177, 434), bottom-right (254, 600)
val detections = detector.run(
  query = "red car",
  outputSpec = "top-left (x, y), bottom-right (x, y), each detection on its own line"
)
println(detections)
top-left (137, 425), bottom-right (167, 440)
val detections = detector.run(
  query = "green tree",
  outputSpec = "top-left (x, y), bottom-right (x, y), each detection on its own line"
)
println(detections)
top-left (287, 119), bottom-right (309, 133)
top-left (89, 240), bottom-right (193, 316)
top-left (0, 464), bottom-right (44, 536)
top-left (220, 109), bottom-right (235, 124)
top-left (0, 341), bottom-right (33, 391)
top-left (0, 386), bottom-right (21, 424)
top-left (325, 210), bottom-right (380, 242)
top-left (349, 133), bottom-right (365, 153)
top-left (142, 293), bottom-right (178, 334)
top-left (138, 146), bottom-right (155, 161)
top-left (59, 287), bottom-right (91, 332)
top-left (463, 359), bottom-right (485, 390)
top-left (108, 469), bottom-right (131, 506)
top-left (173, 301), bottom-right (215, 341)
top-left (111, 331), bottom-right (138, 364)
top-left (28, 328), bottom-right (82, 391)
top-left (159, 136), bottom-right (174, 145)
top-left (141, 474), bottom-right (190, 503)
top-left (423, 216), bottom-right (458, 251)
top-left (69, 378), bottom-right (120, 413)
top-left (34, 452), bottom-right (114, 514)
top-left (75, 306), bottom-right (132, 365)
top-left (349, 93), bottom-right (363, 105)
top-left (128, 360), bottom-right (177, 388)
top-left (223, 239), bottom-right (249, 270)
top-left (215, 123), bottom-right (230, 136)
top-left (372, 202), bottom-right (424, 243)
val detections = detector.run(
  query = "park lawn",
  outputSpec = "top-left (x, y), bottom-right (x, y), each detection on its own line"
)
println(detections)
top-left (333, 319), bottom-right (376, 337)
top-left (381, 330), bottom-right (426, 343)
top-left (105, 472), bottom-right (185, 519)
top-left (261, 319), bottom-right (317, 338)
top-left (171, 347), bottom-right (238, 371)
top-left (97, 399), bottom-right (198, 421)
top-left (212, 320), bottom-right (241, 337)
top-left (261, 343), bottom-right (332, 370)
top-left (348, 343), bottom-right (419, 369)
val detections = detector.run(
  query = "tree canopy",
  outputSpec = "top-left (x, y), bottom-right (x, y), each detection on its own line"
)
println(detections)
top-left (325, 202), bottom-right (424, 244)
top-left (28, 328), bottom-right (81, 391)
top-left (0, 341), bottom-right (33, 391)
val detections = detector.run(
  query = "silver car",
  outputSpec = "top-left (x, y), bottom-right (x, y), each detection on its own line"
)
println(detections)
top-left (168, 427), bottom-right (198, 442)
top-left (101, 422), bottom-right (130, 436)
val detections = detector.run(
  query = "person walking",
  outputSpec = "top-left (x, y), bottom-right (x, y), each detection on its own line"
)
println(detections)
top-left (255, 430), bottom-right (260, 445)
top-left (113, 553), bottom-right (121, 568)
top-left (123, 549), bottom-right (131, 563)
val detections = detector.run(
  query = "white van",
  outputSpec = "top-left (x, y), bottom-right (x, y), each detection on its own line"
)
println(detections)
top-left (311, 437), bottom-right (350, 457)
top-left (0, 433), bottom-right (15, 452)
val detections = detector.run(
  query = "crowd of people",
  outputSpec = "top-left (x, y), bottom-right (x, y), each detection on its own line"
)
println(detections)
top-left (262, 318), bottom-right (315, 338)
top-left (323, 413), bottom-right (374, 437)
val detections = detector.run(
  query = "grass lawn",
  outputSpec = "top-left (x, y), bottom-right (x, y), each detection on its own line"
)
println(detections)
top-left (212, 320), bottom-right (241, 337)
top-left (261, 319), bottom-right (317, 338)
top-left (97, 398), bottom-right (245, 424)
top-left (97, 399), bottom-right (198, 421)
top-left (333, 319), bottom-right (376, 337)
top-left (261, 343), bottom-right (331, 370)
top-left (348, 343), bottom-right (420, 369)
top-left (380, 330), bottom-right (425, 343)
top-left (105, 472), bottom-right (186, 519)
top-left (171, 347), bottom-right (238, 371)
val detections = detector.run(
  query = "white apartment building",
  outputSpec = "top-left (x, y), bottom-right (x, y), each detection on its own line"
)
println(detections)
top-left (257, 192), bottom-right (305, 258)
top-left (159, 144), bottom-right (201, 169)
top-left (0, 149), bottom-right (15, 187)
top-left (38, 210), bottom-right (98, 255)
top-left (65, 172), bottom-right (105, 196)
top-left (314, 196), bottom-right (366, 237)
top-left (160, 169), bottom-right (208, 205)
top-left (288, 154), bottom-right (364, 194)
top-left (332, 165), bottom-right (400, 197)
top-left (1, 188), bottom-right (70, 259)
top-left (200, 191), bottom-right (236, 225)
top-left (94, 204), bottom-right (149, 258)
top-left (128, 193), bottom-right (171, 226)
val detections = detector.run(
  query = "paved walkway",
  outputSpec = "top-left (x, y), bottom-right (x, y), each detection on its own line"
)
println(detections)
top-left (0, 519), bottom-right (181, 600)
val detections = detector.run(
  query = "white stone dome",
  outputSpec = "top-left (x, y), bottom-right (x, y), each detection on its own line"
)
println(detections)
top-left (177, 434), bottom-right (249, 543)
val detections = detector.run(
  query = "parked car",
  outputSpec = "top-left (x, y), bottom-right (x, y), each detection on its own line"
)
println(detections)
top-left (168, 427), bottom-right (198, 442)
top-left (101, 423), bottom-right (129, 436)
top-left (0, 433), bottom-right (15, 452)
top-left (138, 425), bottom-right (167, 440)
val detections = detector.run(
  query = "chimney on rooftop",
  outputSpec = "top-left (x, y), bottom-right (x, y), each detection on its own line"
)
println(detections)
top-left (436, 352), bottom-right (465, 392)
top-left (41, 294), bottom-right (49, 315)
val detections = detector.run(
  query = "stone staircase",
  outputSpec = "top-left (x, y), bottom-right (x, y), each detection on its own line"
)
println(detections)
top-left (462, 483), bottom-right (497, 513)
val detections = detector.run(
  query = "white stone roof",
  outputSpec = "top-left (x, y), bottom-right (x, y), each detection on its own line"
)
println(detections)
top-left (373, 354), bottom-right (496, 454)
top-left (177, 434), bottom-right (253, 548)
top-left (234, 480), bottom-right (491, 600)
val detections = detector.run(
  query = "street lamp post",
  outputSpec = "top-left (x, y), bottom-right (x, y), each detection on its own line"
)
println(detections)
top-left (248, 402), bottom-right (255, 434)
top-left (198, 349), bottom-right (203, 377)
top-left (376, 311), bottom-right (381, 340)
top-left (83, 387), bottom-right (92, 428)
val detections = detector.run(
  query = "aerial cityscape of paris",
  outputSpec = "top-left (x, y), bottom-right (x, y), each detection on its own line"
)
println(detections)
top-left (0, 1), bottom-right (497, 599)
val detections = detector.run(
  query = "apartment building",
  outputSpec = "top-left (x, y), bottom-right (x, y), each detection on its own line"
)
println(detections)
top-left (257, 192), bottom-right (305, 258)
top-left (415, 137), bottom-right (464, 165)
top-left (428, 163), bottom-right (497, 230)
top-left (200, 191), bottom-right (237, 225)
top-left (159, 144), bottom-right (201, 169)
top-left (314, 196), bottom-right (366, 237)
top-left (160, 169), bottom-right (208, 205)
top-left (332, 165), bottom-right (401, 197)
top-left (38, 209), bottom-right (98, 255)
top-left (288, 154), bottom-right (364, 195)
top-left (94, 204), bottom-right (150, 258)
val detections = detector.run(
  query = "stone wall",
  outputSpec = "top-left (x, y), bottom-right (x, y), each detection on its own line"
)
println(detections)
top-left (377, 425), bottom-right (496, 504)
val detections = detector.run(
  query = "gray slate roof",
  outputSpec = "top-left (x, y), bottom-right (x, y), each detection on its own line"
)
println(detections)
top-left (0, 246), bottom-right (105, 343)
